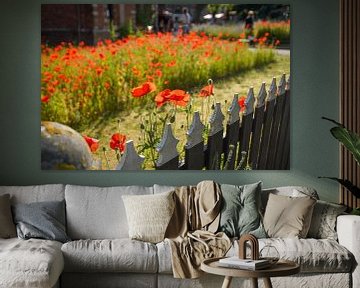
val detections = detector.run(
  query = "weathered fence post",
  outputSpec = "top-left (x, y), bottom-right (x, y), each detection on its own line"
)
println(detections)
top-left (267, 74), bottom-right (287, 169)
top-left (257, 77), bottom-right (277, 169)
top-left (237, 87), bottom-right (255, 167)
top-left (223, 94), bottom-right (240, 169)
top-left (205, 102), bottom-right (225, 170)
top-left (183, 111), bottom-right (205, 170)
top-left (278, 75), bottom-right (290, 169)
top-left (249, 82), bottom-right (267, 169)
top-left (116, 140), bottom-right (145, 170)
top-left (156, 123), bottom-right (179, 170)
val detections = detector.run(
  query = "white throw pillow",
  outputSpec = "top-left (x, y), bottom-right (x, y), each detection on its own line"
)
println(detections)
top-left (122, 191), bottom-right (175, 243)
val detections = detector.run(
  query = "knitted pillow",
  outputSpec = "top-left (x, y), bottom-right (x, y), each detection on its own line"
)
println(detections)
top-left (122, 191), bottom-right (175, 243)
top-left (307, 200), bottom-right (347, 240)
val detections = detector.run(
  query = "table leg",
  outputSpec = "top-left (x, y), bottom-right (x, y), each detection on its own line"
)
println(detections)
top-left (221, 276), bottom-right (233, 288)
top-left (263, 277), bottom-right (273, 288)
top-left (251, 278), bottom-right (258, 288)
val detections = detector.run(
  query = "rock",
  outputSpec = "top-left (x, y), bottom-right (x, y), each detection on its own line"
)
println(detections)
top-left (41, 121), bottom-right (96, 170)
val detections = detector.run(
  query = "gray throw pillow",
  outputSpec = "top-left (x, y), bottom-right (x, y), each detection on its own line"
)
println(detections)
top-left (218, 182), bottom-right (266, 238)
top-left (307, 200), bottom-right (347, 240)
top-left (12, 200), bottom-right (70, 243)
top-left (0, 194), bottom-right (17, 238)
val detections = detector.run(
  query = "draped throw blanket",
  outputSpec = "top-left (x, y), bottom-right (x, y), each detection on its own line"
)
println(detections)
top-left (165, 181), bottom-right (231, 278)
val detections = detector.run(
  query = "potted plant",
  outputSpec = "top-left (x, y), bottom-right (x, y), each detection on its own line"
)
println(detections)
top-left (320, 117), bottom-right (360, 215)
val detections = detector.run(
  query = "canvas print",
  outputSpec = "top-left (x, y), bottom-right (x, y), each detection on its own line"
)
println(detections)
top-left (41, 4), bottom-right (290, 170)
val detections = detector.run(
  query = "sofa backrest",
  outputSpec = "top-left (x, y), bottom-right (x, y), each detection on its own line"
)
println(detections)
top-left (0, 184), bottom-right (65, 204)
top-left (65, 184), bottom-right (154, 239)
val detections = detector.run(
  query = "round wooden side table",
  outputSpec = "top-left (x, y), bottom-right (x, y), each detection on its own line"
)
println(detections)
top-left (201, 257), bottom-right (300, 288)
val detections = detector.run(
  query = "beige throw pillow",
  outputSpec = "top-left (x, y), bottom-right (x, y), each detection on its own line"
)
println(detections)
top-left (0, 194), bottom-right (17, 238)
top-left (122, 191), bottom-right (175, 243)
top-left (263, 193), bottom-right (316, 238)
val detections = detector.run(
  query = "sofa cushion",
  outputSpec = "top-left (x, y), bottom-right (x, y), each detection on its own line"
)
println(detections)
top-left (0, 184), bottom-right (65, 205)
top-left (12, 200), bottom-right (70, 243)
top-left (231, 238), bottom-right (353, 273)
top-left (61, 239), bottom-right (158, 273)
top-left (65, 185), bottom-right (153, 239)
top-left (158, 237), bottom-right (353, 274)
top-left (218, 182), bottom-right (266, 238)
top-left (122, 191), bottom-right (175, 243)
top-left (0, 238), bottom-right (64, 288)
top-left (263, 194), bottom-right (316, 238)
top-left (307, 200), bottom-right (347, 240)
top-left (0, 194), bottom-right (16, 238)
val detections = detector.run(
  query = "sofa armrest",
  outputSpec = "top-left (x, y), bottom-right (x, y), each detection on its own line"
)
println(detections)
top-left (337, 215), bottom-right (360, 288)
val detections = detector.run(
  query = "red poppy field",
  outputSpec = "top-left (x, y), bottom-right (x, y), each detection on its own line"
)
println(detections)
top-left (41, 32), bottom-right (275, 128)
top-left (41, 31), bottom-right (290, 170)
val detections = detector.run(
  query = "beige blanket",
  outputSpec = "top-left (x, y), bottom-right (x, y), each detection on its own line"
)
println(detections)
top-left (165, 181), bottom-right (231, 278)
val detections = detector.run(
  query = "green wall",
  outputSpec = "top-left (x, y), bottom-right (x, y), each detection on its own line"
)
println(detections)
top-left (0, 0), bottom-right (340, 203)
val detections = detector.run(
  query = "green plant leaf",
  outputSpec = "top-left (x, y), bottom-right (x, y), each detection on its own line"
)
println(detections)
top-left (318, 177), bottom-right (360, 198)
top-left (322, 117), bottom-right (360, 165)
top-left (330, 127), bottom-right (360, 165)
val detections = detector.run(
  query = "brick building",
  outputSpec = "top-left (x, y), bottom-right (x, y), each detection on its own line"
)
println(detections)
top-left (41, 4), bottom-right (136, 45)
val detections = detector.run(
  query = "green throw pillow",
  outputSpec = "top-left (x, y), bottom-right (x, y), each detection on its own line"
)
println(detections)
top-left (218, 182), bottom-right (266, 238)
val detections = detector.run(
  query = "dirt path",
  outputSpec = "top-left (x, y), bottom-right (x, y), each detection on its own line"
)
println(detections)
top-left (82, 52), bottom-right (290, 169)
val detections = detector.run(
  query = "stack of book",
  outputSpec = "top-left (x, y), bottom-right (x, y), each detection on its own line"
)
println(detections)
top-left (218, 257), bottom-right (271, 270)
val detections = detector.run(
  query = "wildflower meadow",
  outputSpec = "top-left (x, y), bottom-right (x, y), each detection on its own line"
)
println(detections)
top-left (41, 32), bottom-right (276, 129)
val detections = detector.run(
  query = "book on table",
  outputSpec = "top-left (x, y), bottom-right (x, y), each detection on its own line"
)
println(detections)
top-left (218, 257), bottom-right (271, 270)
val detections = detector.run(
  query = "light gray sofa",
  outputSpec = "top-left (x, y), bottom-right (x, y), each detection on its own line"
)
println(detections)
top-left (0, 184), bottom-right (359, 288)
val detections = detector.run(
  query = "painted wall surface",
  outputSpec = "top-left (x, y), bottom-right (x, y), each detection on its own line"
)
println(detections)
top-left (0, 0), bottom-right (340, 202)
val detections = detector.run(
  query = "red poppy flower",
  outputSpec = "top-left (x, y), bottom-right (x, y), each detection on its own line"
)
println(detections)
top-left (155, 89), bottom-right (172, 107)
top-left (199, 84), bottom-right (214, 97)
top-left (155, 89), bottom-right (189, 107)
top-left (96, 68), bottom-right (103, 76)
top-left (83, 135), bottom-right (99, 152)
top-left (131, 82), bottom-right (156, 98)
top-left (109, 133), bottom-right (126, 152)
top-left (41, 95), bottom-right (50, 103)
top-left (169, 90), bottom-right (190, 107)
top-left (155, 69), bottom-right (163, 78)
top-left (238, 96), bottom-right (246, 112)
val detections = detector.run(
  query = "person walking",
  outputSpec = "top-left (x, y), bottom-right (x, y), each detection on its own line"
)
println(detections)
top-left (182, 7), bottom-right (191, 35)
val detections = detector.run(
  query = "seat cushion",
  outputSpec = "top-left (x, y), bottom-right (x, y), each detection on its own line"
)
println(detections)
top-left (157, 238), bottom-right (354, 274)
top-left (61, 239), bottom-right (158, 273)
top-left (227, 238), bottom-right (354, 273)
top-left (0, 238), bottom-right (64, 288)
top-left (65, 185), bottom-right (153, 239)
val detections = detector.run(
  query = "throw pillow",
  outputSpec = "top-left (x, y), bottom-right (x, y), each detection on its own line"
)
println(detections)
top-left (122, 190), bottom-right (175, 243)
top-left (218, 182), bottom-right (267, 238)
top-left (263, 193), bottom-right (316, 238)
top-left (307, 200), bottom-right (347, 240)
top-left (12, 200), bottom-right (70, 243)
top-left (0, 194), bottom-right (17, 238)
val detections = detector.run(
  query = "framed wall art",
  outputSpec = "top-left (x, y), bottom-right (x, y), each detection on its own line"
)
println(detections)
top-left (41, 4), bottom-right (290, 170)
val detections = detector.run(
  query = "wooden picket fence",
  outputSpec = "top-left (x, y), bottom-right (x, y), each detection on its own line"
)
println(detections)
top-left (116, 74), bottom-right (290, 170)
